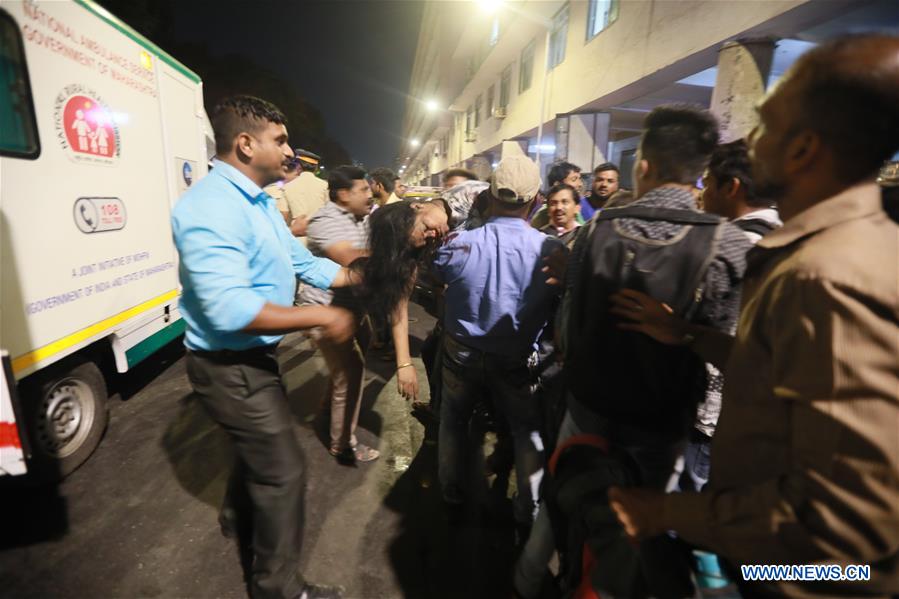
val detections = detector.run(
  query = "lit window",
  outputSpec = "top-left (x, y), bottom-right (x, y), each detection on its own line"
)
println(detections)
top-left (486, 84), bottom-right (495, 118)
top-left (499, 64), bottom-right (512, 108)
top-left (519, 40), bottom-right (535, 93)
top-left (586, 0), bottom-right (619, 41)
top-left (548, 5), bottom-right (569, 70)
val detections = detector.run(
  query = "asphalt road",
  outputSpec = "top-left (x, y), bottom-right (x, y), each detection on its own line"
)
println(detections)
top-left (0, 303), bottom-right (519, 599)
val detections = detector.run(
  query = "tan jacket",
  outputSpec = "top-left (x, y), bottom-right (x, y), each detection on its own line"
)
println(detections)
top-left (279, 171), bottom-right (328, 221)
top-left (666, 183), bottom-right (899, 596)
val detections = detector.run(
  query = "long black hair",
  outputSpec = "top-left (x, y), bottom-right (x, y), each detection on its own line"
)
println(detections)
top-left (358, 202), bottom-right (430, 326)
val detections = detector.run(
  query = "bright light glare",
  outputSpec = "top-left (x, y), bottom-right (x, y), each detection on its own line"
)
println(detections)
top-left (410, 139), bottom-right (421, 148)
top-left (477, 0), bottom-right (504, 14)
top-left (425, 99), bottom-right (440, 112)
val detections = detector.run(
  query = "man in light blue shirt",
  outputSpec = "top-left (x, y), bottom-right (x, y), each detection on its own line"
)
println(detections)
top-left (433, 155), bottom-right (562, 531)
top-left (172, 96), bottom-right (352, 599)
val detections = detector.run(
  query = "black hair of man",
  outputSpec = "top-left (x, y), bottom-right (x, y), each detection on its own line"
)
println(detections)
top-left (328, 165), bottom-right (368, 201)
top-left (707, 139), bottom-right (768, 207)
top-left (369, 168), bottom-right (397, 194)
top-left (640, 104), bottom-right (719, 185)
top-left (593, 162), bottom-right (619, 175)
top-left (546, 182), bottom-right (579, 201)
top-left (791, 34), bottom-right (899, 184)
top-left (547, 161), bottom-right (581, 187)
top-left (444, 168), bottom-right (479, 183)
top-left (210, 95), bottom-right (287, 156)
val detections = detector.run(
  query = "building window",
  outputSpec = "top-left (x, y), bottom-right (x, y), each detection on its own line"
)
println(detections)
top-left (486, 84), bottom-right (495, 118)
top-left (548, 5), bottom-right (569, 70)
top-left (586, 0), bottom-right (619, 40)
top-left (466, 106), bottom-right (474, 134)
top-left (499, 64), bottom-right (512, 108)
top-left (519, 40), bottom-right (535, 93)
top-left (474, 94), bottom-right (482, 127)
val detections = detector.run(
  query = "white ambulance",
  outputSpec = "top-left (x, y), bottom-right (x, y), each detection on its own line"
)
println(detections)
top-left (0, 0), bottom-right (212, 479)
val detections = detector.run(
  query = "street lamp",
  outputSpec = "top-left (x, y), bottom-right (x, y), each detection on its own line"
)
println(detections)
top-left (477, 0), bottom-right (503, 14)
top-left (425, 99), bottom-right (440, 112)
top-left (410, 139), bottom-right (421, 148)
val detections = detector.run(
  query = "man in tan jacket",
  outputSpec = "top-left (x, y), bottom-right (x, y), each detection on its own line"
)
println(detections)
top-left (275, 149), bottom-right (329, 242)
top-left (608, 34), bottom-right (899, 597)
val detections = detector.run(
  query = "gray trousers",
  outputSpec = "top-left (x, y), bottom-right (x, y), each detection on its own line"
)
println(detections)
top-left (186, 347), bottom-right (305, 599)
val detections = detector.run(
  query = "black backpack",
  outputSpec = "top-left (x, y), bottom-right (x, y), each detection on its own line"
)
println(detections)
top-left (559, 205), bottom-right (726, 439)
top-left (734, 217), bottom-right (776, 238)
top-left (545, 435), bottom-right (695, 599)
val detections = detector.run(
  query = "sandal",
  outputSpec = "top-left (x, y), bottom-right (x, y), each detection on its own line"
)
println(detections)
top-left (329, 444), bottom-right (380, 464)
top-left (353, 443), bottom-right (380, 462)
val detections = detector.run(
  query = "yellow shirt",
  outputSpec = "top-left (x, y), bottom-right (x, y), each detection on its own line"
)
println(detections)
top-left (280, 172), bottom-right (328, 220)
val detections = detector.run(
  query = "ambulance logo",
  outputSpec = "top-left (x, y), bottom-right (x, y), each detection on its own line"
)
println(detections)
top-left (54, 85), bottom-right (121, 166)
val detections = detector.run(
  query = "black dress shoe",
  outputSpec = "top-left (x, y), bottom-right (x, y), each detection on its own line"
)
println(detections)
top-left (295, 582), bottom-right (345, 599)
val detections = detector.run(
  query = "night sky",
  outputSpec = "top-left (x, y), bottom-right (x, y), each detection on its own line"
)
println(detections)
top-left (169, 1), bottom-right (425, 168)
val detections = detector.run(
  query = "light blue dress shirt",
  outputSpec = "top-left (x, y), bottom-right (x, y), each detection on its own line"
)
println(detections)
top-left (433, 216), bottom-right (563, 358)
top-left (172, 159), bottom-right (341, 351)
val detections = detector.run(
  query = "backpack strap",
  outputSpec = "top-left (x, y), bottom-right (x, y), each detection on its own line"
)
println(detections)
top-left (597, 205), bottom-right (723, 226)
top-left (734, 218), bottom-right (776, 237)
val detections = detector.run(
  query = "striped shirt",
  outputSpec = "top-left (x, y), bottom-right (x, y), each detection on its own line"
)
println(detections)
top-left (299, 200), bottom-right (368, 312)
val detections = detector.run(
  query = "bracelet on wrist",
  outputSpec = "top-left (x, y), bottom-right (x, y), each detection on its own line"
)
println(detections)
top-left (397, 362), bottom-right (414, 370)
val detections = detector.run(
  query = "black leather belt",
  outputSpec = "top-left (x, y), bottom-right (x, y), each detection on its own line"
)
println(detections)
top-left (190, 343), bottom-right (278, 365)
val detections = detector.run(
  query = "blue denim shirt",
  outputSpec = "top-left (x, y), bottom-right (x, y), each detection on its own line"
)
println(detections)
top-left (433, 216), bottom-right (563, 358)
top-left (172, 159), bottom-right (340, 351)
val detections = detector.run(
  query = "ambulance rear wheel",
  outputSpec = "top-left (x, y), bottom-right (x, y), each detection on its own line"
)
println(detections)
top-left (23, 360), bottom-right (108, 480)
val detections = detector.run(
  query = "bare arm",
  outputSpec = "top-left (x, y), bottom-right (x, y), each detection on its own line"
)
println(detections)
top-left (330, 266), bottom-right (362, 288)
top-left (242, 302), bottom-right (354, 343)
top-left (289, 214), bottom-right (309, 237)
top-left (323, 241), bottom-right (370, 268)
top-left (391, 297), bottom-right (419, 402)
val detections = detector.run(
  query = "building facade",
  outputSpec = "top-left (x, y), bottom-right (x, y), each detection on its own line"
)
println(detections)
top-left (399, 0), bottom-right (897, 188)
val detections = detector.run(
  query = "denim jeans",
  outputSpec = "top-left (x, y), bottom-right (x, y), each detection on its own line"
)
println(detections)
top-left (438, 335), bottom-right (544, 525)
top-left (676, 429), bottom-right (712, 492)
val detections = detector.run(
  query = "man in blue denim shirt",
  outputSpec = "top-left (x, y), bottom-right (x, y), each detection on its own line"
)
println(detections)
top-left (172, 96), bottom-right (354, 599)
top-left (433, 155), bottom-right (563, 529)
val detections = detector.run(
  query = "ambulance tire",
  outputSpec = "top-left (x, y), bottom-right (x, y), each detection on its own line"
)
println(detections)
top-left (22, 360), bottom-right (108, 481)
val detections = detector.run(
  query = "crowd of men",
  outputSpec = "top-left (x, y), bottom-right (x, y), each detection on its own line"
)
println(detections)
top-left (171, 33), bottom-right (898, 599)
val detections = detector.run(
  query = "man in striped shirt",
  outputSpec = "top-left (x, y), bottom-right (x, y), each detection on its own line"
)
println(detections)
top-left (300, 165), bottom-right (379, 464)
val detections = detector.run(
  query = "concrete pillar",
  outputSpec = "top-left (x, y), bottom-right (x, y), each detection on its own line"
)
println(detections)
top-left (501, 139), bottom-right (528, 158)
top-left (553, 112), bottom-right (611, 171)
top-left (711, 39), bottom-right (776, 142)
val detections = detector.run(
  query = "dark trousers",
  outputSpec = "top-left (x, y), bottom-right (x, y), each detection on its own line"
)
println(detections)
top-left (420, 322), bottom-right (444, 414)
top-left (438, 335), bottom-right (544, 525)
top-left (186, 347), bottom-right (305, 599)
